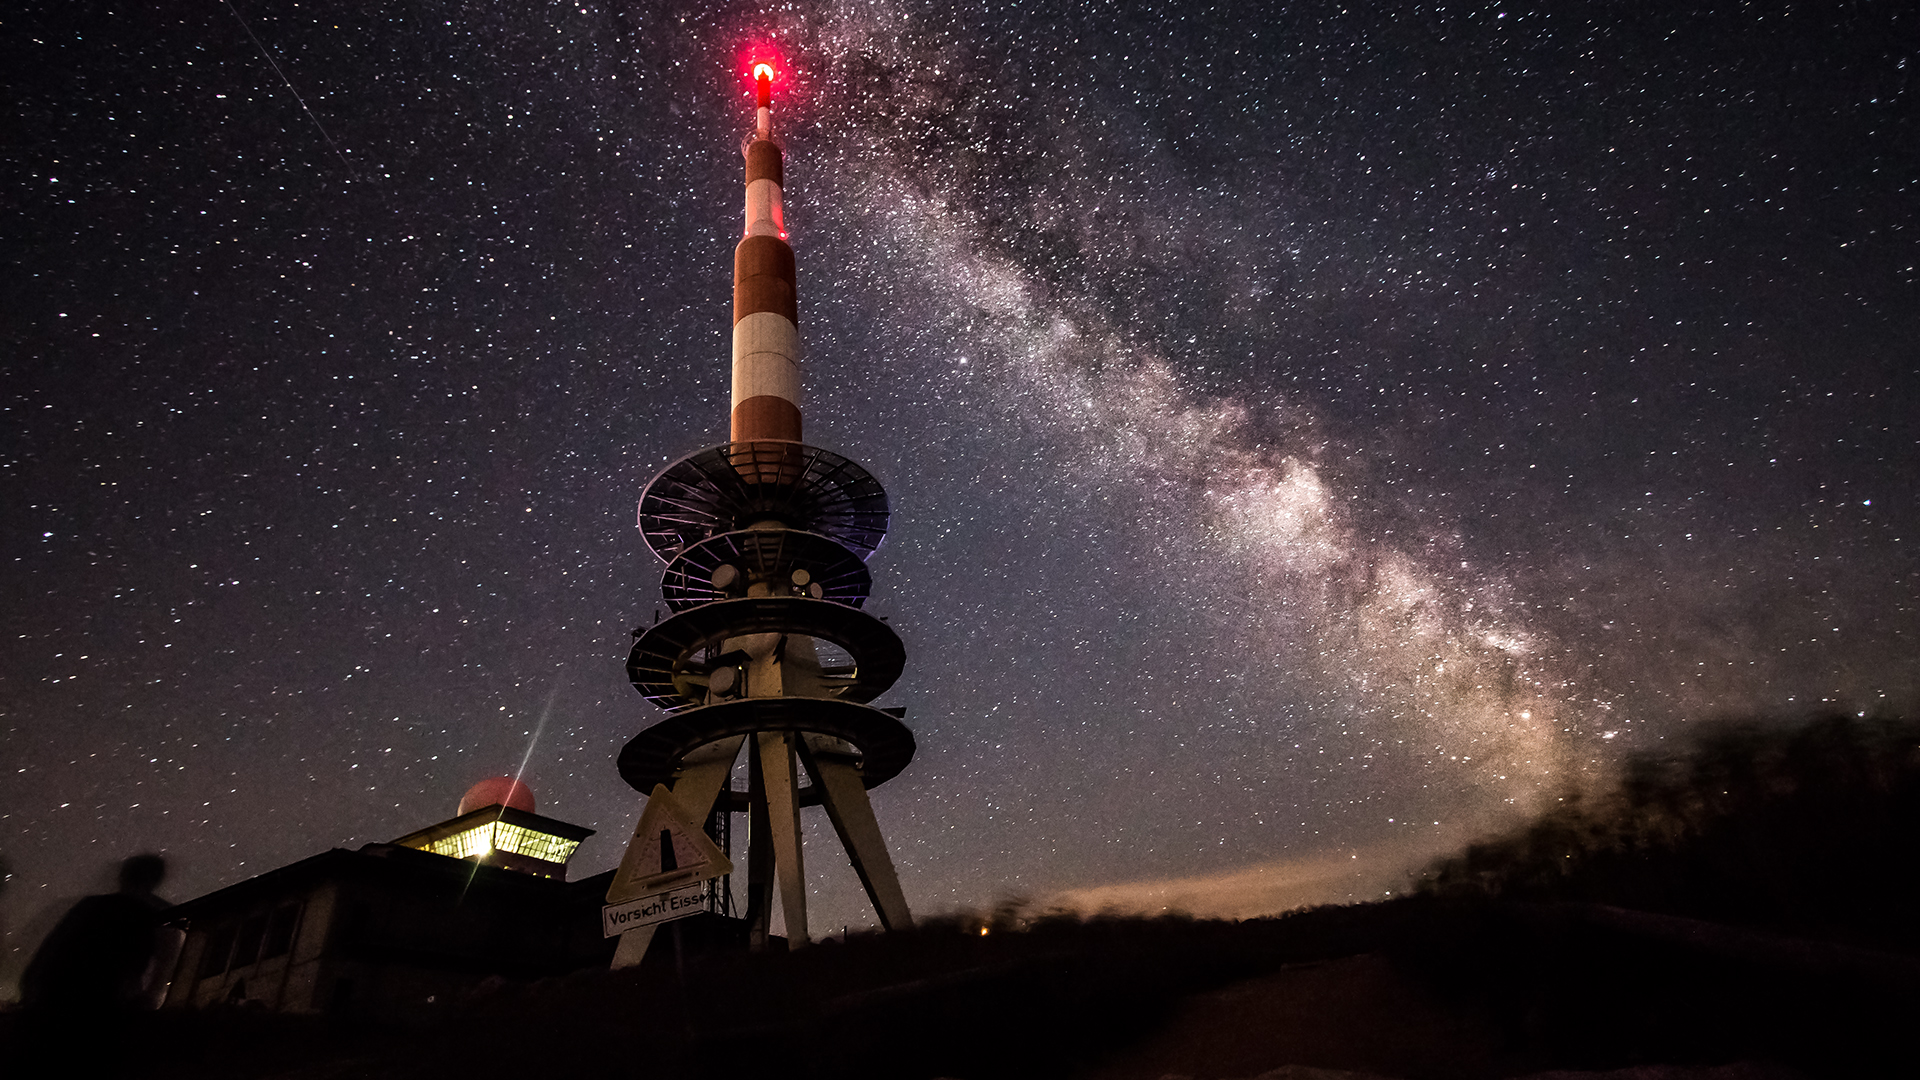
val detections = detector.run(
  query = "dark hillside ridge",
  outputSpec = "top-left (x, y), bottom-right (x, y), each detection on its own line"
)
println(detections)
top-left (1420, 713), bottom-right (1920, 950)
top-left (5, 897), bottom-right (1913, 1079)
top-left (7, 713), bottom-right (1913, 1078)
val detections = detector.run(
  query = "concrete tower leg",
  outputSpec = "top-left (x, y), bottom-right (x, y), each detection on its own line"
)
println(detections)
top-left (744, 739), bottom-right (775, 950)
top-left (672, 734), bottom-right (748, 813)
top-left (801, 736), bottom-right (914, 931)
top-left (609, 735), bottom-right (746, 970)
top-left (758, 730), bottom-right (810, 948)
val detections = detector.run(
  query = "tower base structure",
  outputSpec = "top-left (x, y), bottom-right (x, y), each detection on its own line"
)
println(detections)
top-left (609, 442), bottom-right (915, 968)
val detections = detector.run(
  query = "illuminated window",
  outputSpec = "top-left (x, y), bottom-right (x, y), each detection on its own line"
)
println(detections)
top-left (391, 805), bottom-right (593, 877)
top-left (492, 820), bottom-right (580, 863)
top-left (421, 826), bottom-right (491, 861)
top-left (420, 820), bottom-right (581, 865)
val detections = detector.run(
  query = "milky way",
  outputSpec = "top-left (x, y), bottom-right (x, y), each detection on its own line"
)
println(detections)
top-left (3, 1), bottom-right (1915, 970)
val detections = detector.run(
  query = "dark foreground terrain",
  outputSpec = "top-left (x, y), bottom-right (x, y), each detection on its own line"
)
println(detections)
top-left (3, 894), bottom-right (1914, 1079)
top-left (9, 715), bottom-right (1914, 1078)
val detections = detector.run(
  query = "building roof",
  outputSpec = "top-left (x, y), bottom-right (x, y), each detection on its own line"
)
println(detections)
top-left (165, 841), bottom-right (609, 922)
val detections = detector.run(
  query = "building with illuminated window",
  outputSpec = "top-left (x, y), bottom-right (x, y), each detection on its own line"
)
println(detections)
top-left (160, 779), bottom-right (615, 1019)
top-left (389, 802), bottom-right (590, 880)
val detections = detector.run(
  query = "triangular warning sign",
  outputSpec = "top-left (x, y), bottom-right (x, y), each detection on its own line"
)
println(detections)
top-left (606, 784), bottom-right (735, 903)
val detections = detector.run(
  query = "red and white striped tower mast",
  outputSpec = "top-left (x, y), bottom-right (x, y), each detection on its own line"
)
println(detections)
top-left (607, 56), bottom-right (916, 968)
top-left (732, 61), bottom-right (801, 445)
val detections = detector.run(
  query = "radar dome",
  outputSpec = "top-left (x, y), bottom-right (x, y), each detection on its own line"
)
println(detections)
top-left (458, 776), bottom-right (535, 816)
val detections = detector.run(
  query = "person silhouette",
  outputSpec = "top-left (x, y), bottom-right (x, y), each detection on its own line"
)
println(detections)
top-left (15, 854), bottom-right (171, 1076)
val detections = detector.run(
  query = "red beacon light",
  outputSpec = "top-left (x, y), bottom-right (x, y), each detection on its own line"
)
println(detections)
top-left (751, 60), bottom-right (777, 110)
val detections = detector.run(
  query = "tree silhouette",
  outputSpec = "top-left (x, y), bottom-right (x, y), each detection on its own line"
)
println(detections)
top-left (1420, 713), bottom-right (1920, 948)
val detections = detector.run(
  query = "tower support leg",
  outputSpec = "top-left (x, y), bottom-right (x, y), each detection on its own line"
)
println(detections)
top-left (758, 730), bottom-right (810, 948)
top-left (745, 736), bottom-right (775, 951)
top-left (610, 735), bottom-right (745, 971)
top-left (801, 736), bottom-right (914, 931)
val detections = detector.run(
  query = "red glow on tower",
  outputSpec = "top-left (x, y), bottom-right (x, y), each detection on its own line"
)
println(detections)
top-left (740, 45), bottom-right (787, 101)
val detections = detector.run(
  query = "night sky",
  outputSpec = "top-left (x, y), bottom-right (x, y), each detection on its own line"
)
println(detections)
top-left (4, 0), bottom-right (1915, 979)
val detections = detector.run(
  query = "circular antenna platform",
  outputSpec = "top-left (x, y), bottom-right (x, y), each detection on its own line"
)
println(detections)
top-left (661, 528), bottom-right (872, 612)
top-left (628, 596), bottom-right (905, 711)
top-left (617, 697), bottom-right (914, 797)
top-left (638, 441), bottom-right (889, 563)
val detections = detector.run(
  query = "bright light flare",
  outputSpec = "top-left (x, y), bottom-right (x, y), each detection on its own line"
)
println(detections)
top-left (740, 44), bottom-right (788, 91)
